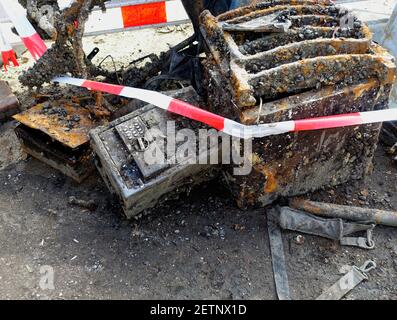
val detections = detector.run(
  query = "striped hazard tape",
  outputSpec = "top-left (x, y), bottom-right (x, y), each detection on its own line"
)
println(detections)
top-left (0, 0), bottom-right (188, 60)
top-left (52, 75), bottom-right (397, 139)
top-left (5, 1), bottom-right (397, 139)
top-left (84, 0), bottom-right (189, 36)
top-left (0, 0), bottom-right (47, 60)
top-left (0, 26), bottom-right (19, 71)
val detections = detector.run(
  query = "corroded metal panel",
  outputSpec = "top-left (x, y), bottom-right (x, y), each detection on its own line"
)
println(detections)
top-left (13, 101), bottom-right (107, 149)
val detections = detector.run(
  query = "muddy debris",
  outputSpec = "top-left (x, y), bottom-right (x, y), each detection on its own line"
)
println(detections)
top-left (19, 43), bottom-right (79, 89)
top-left (68, 195), bottom-right (98, 211)
top-left (200, 1), bottom-right (381, 108)
top-left (18, 0), bottom-right (60, 39)
top-left (1, 0), bottom-right (397, 302)
top-left (18, 0), bottom-right (198, 91)
top-left (19, 0), bottom-right (110, 89)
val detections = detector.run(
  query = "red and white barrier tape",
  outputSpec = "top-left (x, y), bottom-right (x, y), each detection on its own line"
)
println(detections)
top-left (52, 76), bottom-right (397, 139)
top-left (0, 0), bottom-right (47, 60)
top-left (84, 0), bottom-right (189, 36)
top-left (1, 0), bottom-right (186, 64)
top-left (0, 26), bottom-right (19, 71)
top-left (5, 0), bottom-right (397, 138)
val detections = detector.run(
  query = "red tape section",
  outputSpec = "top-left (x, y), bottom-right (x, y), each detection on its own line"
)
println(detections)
top-left (1, 50), bottom-right (19, 71)
top-left (294, 113), bottom-right (362, 131)
top-left (82, 80), bottom-right (124, 95)
top-left (21, 33), bottom-right (47, 60)
top-left (121, 2), bottom-right (167, 28)
top-left (168, 99), bottom-right (225, 131)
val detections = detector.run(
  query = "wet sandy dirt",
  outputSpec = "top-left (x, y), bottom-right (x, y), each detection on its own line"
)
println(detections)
top-left (0, 137), bottom-right (395, 300)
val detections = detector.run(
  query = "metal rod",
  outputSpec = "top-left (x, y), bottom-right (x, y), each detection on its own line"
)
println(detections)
top-left (290, 198), bottom-right (397, 227)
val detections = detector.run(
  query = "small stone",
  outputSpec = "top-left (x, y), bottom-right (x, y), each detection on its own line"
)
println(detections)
top-left (295, 235), bottom-right (305, 245)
